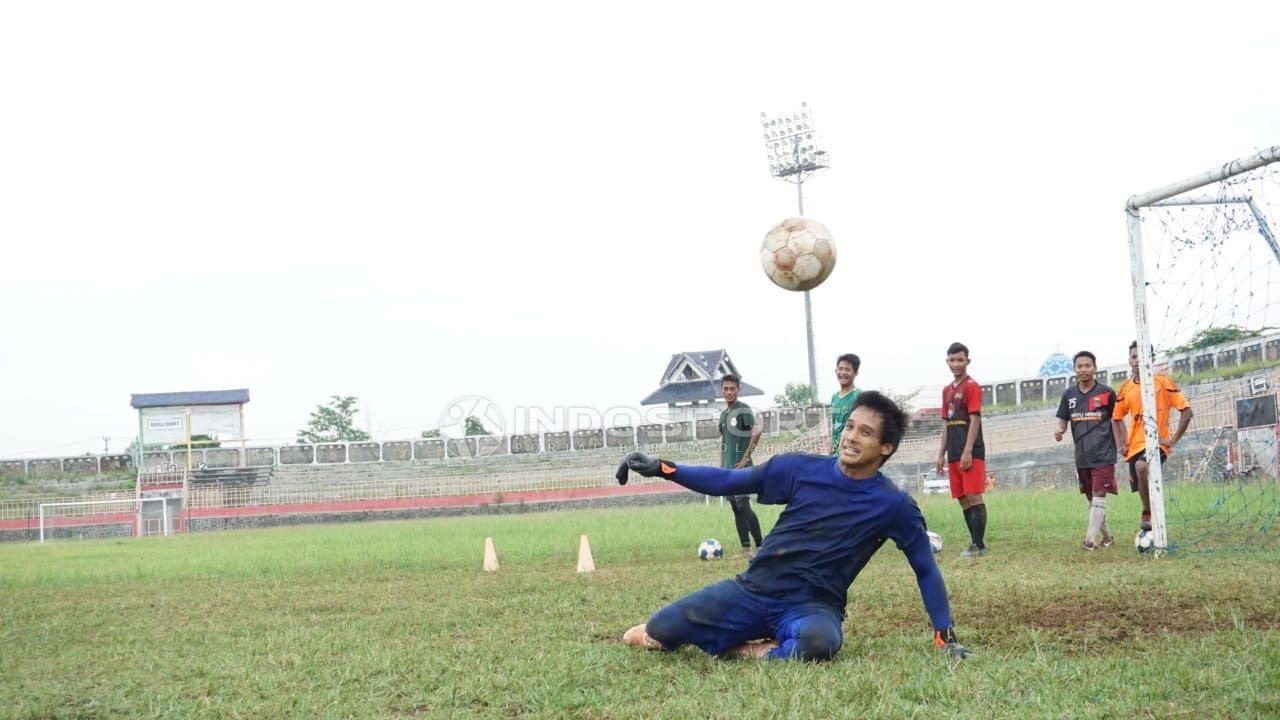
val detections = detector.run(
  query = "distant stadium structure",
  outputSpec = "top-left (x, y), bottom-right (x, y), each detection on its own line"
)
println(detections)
top-left (4, 328), bottom-right (1280, 552)
top-left (640, 349), bottom-right (762, 407)
top-left (131, 389), bottom-right (251, 471)
top-left (1038, 352), bottom-right (1073, 377)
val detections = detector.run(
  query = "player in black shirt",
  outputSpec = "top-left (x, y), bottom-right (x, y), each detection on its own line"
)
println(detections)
top-left (1054, 351), bottom-right (1119, 550)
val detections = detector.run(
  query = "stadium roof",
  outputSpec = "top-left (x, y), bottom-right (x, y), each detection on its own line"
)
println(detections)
top-left (1038, 352), bottom-right (1073, 377)
top-left (130, 389), bottom-right (251, 409)
top-left (640, 350), bottom-right (762, 405)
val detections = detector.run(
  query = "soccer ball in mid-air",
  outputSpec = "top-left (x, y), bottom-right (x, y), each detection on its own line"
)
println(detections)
top-left (698, 538), bottom-right (724, 561)
top-left (1135, 528), bottom-right (1156, 553)
top-left (760, 217), bottom-right (837, 292)
top-left (927, 531), bottom-right (944, 555)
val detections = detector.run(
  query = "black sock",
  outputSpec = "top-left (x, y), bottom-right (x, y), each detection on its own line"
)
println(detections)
top-left (972, 504), bottom-right (987, 548)
top-left (730, 498), bottom-right (751, 547)
top-left (963, 507), bottom-right (976, 546)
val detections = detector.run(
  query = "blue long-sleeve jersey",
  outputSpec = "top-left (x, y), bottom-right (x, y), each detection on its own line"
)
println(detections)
top-left (671, 453), bottom-right (953, 630)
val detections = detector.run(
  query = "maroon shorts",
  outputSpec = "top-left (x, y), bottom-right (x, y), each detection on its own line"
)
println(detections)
top-left (1076, 465), bottom-right (1118, 496)
top-left (948, 459), bottom-right (986, 499)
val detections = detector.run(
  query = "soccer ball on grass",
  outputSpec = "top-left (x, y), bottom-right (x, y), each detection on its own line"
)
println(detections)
top-left (760, 217), bottom-right (837, 292)
top-left (927, 531), bottom-right (944, 555)
top-left (1135, 528), bottom-right (1156, 553)
top-left (698, 538), bottom-right (724, 561)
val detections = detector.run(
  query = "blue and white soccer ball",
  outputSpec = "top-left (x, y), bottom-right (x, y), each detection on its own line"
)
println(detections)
top-left (927, 531), bottom-right (944, 555)
top-left (698, 538), bottom-right (724, 561)
top-left (1135, 528), bottom-right (1156, 553)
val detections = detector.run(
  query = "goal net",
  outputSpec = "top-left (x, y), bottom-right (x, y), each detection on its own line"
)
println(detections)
top-left (1127, 146), bottom-right (1280, 553)
top-left (38, 496), bottom-right (179, 542)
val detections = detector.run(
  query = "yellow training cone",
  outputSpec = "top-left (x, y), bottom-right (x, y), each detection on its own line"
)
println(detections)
top-left (577, 534), bottom-right (596, 573)
top-left (483, 536), bottom-right (499, 572)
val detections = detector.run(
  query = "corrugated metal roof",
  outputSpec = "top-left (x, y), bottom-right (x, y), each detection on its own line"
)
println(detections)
top-left (130, 389), bottom-right (250, 409)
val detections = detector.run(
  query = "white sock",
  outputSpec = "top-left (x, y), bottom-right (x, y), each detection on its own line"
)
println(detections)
top-left (1087, 497), bottom-right (1107, 543)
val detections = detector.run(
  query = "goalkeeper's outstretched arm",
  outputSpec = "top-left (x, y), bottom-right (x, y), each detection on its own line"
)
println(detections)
top-left (614, 451), bottom-right (761, 496)
top-left (896, 498), bottom-right (974, 660)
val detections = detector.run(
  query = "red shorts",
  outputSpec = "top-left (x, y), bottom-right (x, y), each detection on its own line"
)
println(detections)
top-left (948, 459), bottom-right (986, 499)
top-left (1076, 465), bottom-right (1118, 496)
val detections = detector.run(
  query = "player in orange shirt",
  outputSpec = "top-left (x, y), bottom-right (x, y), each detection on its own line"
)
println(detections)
top-left (1111, 341), bottom-right (1194, 530)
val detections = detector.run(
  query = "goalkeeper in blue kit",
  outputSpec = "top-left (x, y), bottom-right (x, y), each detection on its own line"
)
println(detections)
top-left (617, 391), bottom-right (973, 661)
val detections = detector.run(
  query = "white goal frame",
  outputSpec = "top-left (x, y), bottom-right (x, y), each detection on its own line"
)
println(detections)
top-left (38, 496), bottom-right (176, 543)
top-left (1125, 145), bottom-right (1280, 554)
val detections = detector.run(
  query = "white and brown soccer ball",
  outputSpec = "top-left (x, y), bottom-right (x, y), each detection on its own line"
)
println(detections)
top-left (760, 217), bottom-right (837, 292)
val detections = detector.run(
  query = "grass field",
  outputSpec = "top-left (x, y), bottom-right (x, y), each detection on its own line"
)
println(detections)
top-left (2, 489), bottom-right (1278, 719)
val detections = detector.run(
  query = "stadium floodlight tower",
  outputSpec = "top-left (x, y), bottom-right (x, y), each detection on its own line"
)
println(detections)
top-left (761, 103), bottom-right (829, 401)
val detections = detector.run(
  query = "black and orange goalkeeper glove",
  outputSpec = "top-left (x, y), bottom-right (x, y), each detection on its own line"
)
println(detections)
top-left (934, 627), bottom-right (973, 659)
top-left (614, 451), bottom-right (678, 485)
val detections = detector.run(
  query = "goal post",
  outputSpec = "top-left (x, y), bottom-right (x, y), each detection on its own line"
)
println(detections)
top-left (38, 496), bottom-right (178, 543)
top-left (1125, 145), bottom-right (1280, 554)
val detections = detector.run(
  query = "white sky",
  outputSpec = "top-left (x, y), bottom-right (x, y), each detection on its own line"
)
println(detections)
top-left (2, 1), bottom-right (1278, 457)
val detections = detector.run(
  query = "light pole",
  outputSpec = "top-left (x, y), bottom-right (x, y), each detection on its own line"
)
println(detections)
top-left (761, 102), bottom-right (829, 401)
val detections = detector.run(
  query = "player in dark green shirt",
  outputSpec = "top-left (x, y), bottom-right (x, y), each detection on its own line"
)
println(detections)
top-left (830, 353), bottom-right (862, 454)
top-left (719, 374), bottom-right (763, 557)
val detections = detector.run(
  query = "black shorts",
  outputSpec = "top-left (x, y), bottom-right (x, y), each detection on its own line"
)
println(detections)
top-left (1127, 448), bottom-right (1168, 491)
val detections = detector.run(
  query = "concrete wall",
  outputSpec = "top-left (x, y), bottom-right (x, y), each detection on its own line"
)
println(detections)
top-left (573, 429), bottom-right (603, 451)
top-left (6, 330), bottom-right (1277, 479)
top-left (382, 442), bottom-right (412, 462)
top-left (0, 521), bottom-right (134, 543)
top-left (636, 424), bottom-right (663, 445)
top-left (544, 432), bottom-right (571, 453)
top-left (605, 427), bottom-right (634, 448)
top-left (180, 489), bottom-right (708, 537)
top-left (1, 426), bottom-right (1230, 544)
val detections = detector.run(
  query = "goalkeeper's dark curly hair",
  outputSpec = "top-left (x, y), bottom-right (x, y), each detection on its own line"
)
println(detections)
top-left (851, 390), bottom-right (911, 466)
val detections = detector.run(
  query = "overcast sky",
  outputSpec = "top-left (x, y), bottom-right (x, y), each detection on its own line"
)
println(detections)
top-left (2, 1), bottom-right (1277, 457)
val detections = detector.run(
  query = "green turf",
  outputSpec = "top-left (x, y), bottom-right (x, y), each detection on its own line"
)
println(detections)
top-left (1, 490), bottom-right (1278, 719)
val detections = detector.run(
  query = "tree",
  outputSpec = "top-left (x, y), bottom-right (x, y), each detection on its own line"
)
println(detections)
top-left (464, 415), bottom-right (491, 436)
top-left (773, 382), bottom-right (815, 407)
top-left (297, 395), bottom-right (371, 444)
top-left (1169, 325), bottom-right (1262, 355)
top-left (169, 434), bottom-right (221, 451)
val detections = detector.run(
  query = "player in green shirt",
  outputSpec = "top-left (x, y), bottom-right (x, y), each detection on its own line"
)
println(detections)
top-left (719, 374), bottom-right (763, 557)
top-left (830, 353), bottom-right (861, 455)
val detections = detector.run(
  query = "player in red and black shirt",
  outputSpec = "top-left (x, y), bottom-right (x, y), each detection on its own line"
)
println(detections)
top-left (935, 342), bottom-right (988, 557)
top-left (1054, 350), bottom-right (1119, 550)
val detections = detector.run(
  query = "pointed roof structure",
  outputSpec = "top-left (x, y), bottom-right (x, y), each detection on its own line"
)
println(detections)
top-left (640, 349), bottom-right (763, 405)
